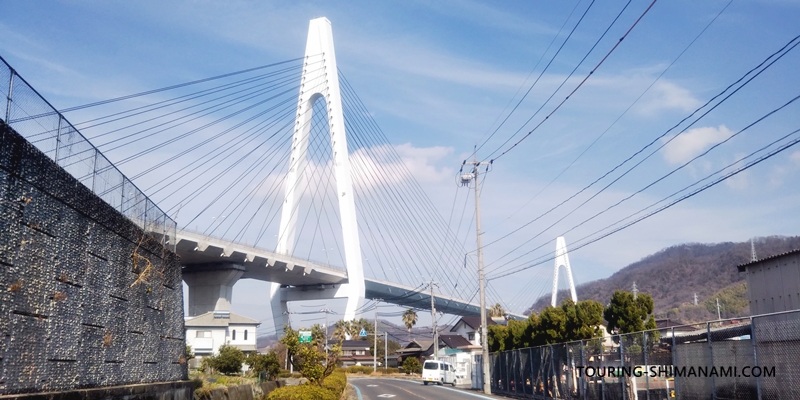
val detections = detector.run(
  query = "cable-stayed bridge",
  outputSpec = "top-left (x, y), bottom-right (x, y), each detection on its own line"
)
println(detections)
top-left (0, 17), bottom-right (525, 336)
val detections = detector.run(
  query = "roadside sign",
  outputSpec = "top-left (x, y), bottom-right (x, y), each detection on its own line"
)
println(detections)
top-left (299, 330), bottom-right (312, 343)
top-left (359, 328), bottom-right (367, 337)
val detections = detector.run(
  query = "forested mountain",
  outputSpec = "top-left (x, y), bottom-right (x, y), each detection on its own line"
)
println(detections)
top-left (526, 236), bottom-right (800, 323)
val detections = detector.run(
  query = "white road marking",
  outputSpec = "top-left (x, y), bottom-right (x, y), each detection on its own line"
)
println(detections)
top-left (377, 394), bottom-right (396, 398)
top-left (367, 384), bottom-right (378, 387)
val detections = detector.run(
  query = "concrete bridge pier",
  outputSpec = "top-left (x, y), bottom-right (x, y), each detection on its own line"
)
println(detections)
top-left (182, 263), bottom-right (245, 317)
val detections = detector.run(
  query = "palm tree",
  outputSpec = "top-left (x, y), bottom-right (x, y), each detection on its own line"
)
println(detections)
top-left (402, 309), bottom-right (418, 342)
top-left (333, 320), bottom-right (350, 342)
top-left (490, 303), bottom-right (505, 319)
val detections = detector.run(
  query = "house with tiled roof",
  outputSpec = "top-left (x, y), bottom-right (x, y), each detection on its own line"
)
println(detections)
top-left (450, 316), bottom-right (496, 350)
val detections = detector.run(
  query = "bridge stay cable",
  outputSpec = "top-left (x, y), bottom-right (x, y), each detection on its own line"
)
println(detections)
top-left (339, 74), bottom-right (484, 286)
top-left (339, 73), bottom-right (483, 299)
top-left (341, 98), bottom-right (474, 298)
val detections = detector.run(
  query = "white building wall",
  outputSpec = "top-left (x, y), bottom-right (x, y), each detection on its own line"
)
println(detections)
top-left (451, 324), bottom-right (479, 346)
top-left (227, 324), bottom-right (258, 348)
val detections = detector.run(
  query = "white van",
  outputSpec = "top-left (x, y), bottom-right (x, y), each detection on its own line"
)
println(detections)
top-left (421, 360), bottom-right (456, 386)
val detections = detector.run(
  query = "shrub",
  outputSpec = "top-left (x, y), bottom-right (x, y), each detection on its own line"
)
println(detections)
top-left (277, 370), bottom-right (292, 378)
top-left (322, 371), bottom-right (347, 395)
top-left (246, 351), bottom-right (282, 380)
top-left (266, 385), bottom-right (337, 400)
top-left (402, 357), bottom-right (421, 374)
top-left (215, 345), bottom-right (245, 375)
top-left (345, 366), bottom-right (373, 374)
top-left (378, 368), bottom-right (400, 375)
top-left (191, 377), bottom-right (204, 389)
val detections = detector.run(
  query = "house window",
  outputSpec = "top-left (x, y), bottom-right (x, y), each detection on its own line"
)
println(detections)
top-left (196, 331), bottom-right (211, 338)
top-left (244, 330), bottom-right (248, 340)
top-left (232, 329), bottom-right (236, 340)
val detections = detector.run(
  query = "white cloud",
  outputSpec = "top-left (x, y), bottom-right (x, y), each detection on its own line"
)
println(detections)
top-left (661, 125), bottom-right (733, 165)
top-left (349, 143), bottom-right (454, 189)
top-left (791, 151), bottom-right (800, 166)
top-left (638, 81), bottom-right (702, 115)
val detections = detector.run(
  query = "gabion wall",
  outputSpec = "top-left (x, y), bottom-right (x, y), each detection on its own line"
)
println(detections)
top-left (0, 122), bottom-right (187, 395)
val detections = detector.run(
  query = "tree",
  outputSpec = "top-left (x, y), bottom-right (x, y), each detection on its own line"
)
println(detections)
top-left (185, 345), bottom-right (195, 360)
top-left (333, 320), bottom-right (350, 342)
top-left (214, 344), bottom-right (245, 375)
top-left (604, 290), bottom-right (656, 335)
top-left (311, 323), bottom-right (326, 348)
top-left (280, 325), bottom-right (341, 386)
top-left (536, 305), bottom-right (567, 344)
top-left (246, 351), bottom-right (281, 380)
top-left (402, 356), bottom-right (421, 375)
top-left (489, 303), bottom-right (506, 319)
top-left (370, 337), bottom-right (401, 362)
top-left (487, 324), bottom-right (508, 352)
top-left (563, 299), bottom-right (604, 341)
top-left (402, 309), bottom-right (418, 342)
top-left (504, 319), bottom-right (528, 350)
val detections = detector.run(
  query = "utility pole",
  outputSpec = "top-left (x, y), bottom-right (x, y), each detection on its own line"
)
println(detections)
top-left (694, 293), bottom-right (698, 306)
top-left (751, 238), bottom-right (757, 262)
top-left (716, 298), bottom-right (722, 320)
top-left (373, 298), bottom-right (382, 372)
top-left (460, 157), bottom-right (492, 395)
top-left (320, 308), bottom-right (331, 363)
top-left (429, 281), bottom-right (439, 361)
top-left (384, 332), bottom-right (388, 370)
top-left (632, 281), bottom-right (638, 299)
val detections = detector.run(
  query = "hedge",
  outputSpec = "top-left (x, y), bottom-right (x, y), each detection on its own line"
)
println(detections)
top-left (345, 366), bottom-right (373, 374)
top-left (266, 371), bottom-right (347, 400)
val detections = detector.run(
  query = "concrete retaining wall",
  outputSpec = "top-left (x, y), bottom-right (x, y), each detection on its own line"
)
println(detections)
top-left (0, 121), bottom-right (187, 394)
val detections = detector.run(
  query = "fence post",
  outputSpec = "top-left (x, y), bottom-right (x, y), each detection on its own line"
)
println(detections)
top-left (5, 70), bottom-right (14, 122)
top-left (708, 322), bottom-right (716, 400)
top-left (91, 149), bottom-right (99, 193)
top-left (619, 335), bottom-right (626, 400)
top-left (529, 347), bottom-right (534, 397)
top-left (516, 349), bottom-right (521, 396)
top-left (750, 316), bottom-right (762, 400)
top-left (54, 115), bottom-right (62, 164)
top-left (601, 338), bottom-right (606, 400)
top-left (581, 341), bottom-right (587, 400)
top-left (671, 327), bottom-right (678, 399)
top-left (644, 331), bottom-right (649, 400)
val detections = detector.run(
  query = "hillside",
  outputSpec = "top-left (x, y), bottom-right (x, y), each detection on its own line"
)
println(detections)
top-left (526, 236), bottom-right (800, 322)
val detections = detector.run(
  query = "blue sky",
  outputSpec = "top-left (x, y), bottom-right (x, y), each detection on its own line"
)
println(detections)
top-left (3, 0), bottom-right (800, 334)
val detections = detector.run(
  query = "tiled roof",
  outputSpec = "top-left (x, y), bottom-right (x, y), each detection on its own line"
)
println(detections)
top-left (185, 312), bottom-right (260, 327)
top-left (336, 340), bottom-right (372, 349)
top-left (397, 339), bottom-right (433, 353)
top-left (451, 316), bottom-right (496, 331)
top-left (438, 334), bottom-right (473, 349)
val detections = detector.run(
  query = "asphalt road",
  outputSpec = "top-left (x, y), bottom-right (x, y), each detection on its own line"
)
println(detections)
top-left (349, 378), bottom-right (502, 400)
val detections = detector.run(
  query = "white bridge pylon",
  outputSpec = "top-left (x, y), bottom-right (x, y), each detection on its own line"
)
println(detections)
top-left (270, 17), bottom-right (365, 331)
top-left (551, 236), bottom-right (578, 307)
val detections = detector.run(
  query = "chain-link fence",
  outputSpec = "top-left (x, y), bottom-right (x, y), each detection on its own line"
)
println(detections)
top-left (476, 308), bottom-right (800, 399)
top-left (0, 56), bottom-right (176, 250)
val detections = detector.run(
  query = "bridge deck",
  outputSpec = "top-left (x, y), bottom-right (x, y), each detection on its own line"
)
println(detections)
top-left (174, 229), bottom-right (525, 319)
